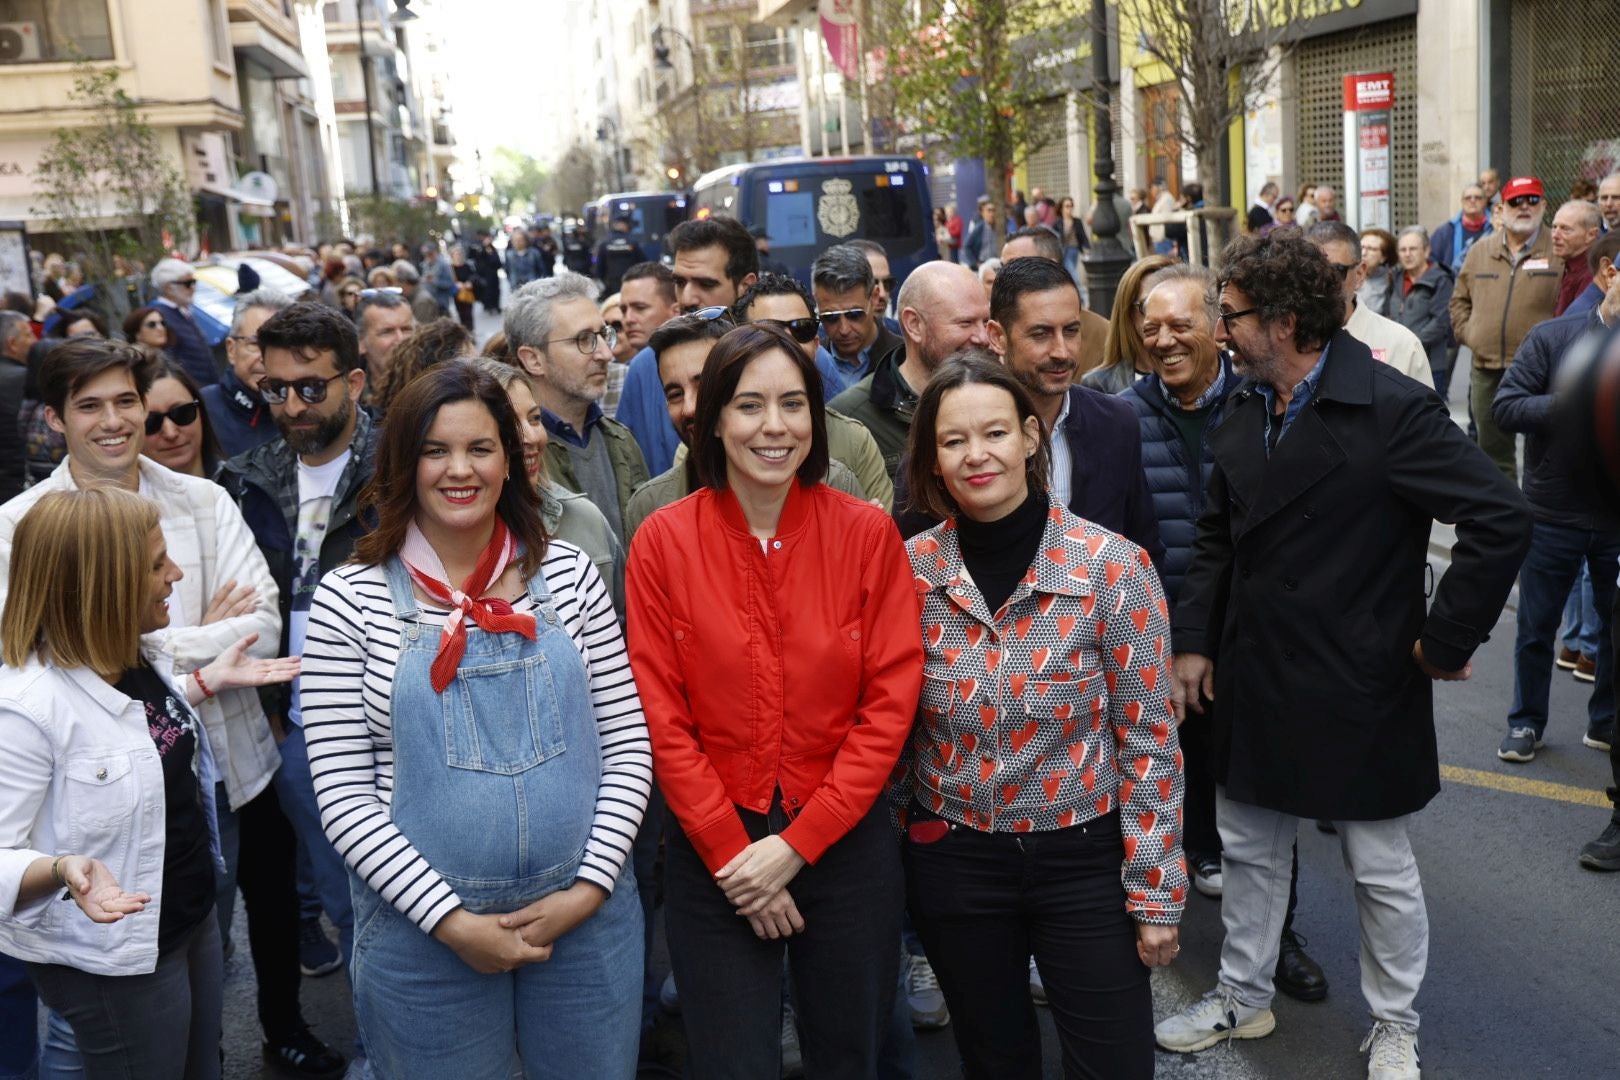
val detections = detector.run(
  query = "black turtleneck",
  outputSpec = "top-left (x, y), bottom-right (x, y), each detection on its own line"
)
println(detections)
top-left (957, 486), bottom-right (1048, 615)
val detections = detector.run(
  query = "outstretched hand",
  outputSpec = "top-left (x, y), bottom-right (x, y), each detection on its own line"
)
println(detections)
top-left (201, 634), bottom-right (301, 694)
top-left (59, 856), bottom-right (149, 924)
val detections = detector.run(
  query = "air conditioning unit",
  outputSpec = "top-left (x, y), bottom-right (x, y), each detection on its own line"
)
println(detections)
top-left (0, 22), bottom-right (42, 63)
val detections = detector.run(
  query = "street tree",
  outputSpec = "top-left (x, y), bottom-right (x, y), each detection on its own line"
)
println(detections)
top-left (345, 194), bottom-right (451, 249)
top-left (873, 0), bottom-right (1076, 219)
top-left (488, 147), bottom-right (550, 217)
top-left (31, 65), bottom-right (195, 323)
top-left (1115, 0), bottom-right (1310, 204)
top-left (541, 139), bottom-right (602, 217)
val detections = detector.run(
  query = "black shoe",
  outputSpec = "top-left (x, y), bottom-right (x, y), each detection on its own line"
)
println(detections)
top-left (263, 1027), bottom-right (346, 1078)
top-left (1579, 820), bottom-right (1620, 871)
top-left (1315, 819), bottom-right (1337, 834)
top-left (1274, 929), bottom-right (1328, 1002)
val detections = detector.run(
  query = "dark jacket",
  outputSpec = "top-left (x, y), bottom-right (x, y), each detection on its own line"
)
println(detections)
top-left (470, 244), bottom-right (502, 307)
top-left (157, 303), bottom-right (219, 386)
top-left (593, 235), bottom-right (647, 297)
top-left (1384, 263), bottom-right (1455, 376)
top-left (0, 361), bottom-right (27, 503)
top-left (1173, 331), bottom-right (1530, 820)
top-left (215, 409), bottom-right (380, 718)
top-left (828, 350), bottom-right (915, 483)
top-left (1118, 359), bottom-right (1239, 604)
top-left (892, 385), bottom-right (1167, 576)
top-left (199, 366), bottom-right (279, 460)
top-left (1492, 308), bottom-right (1617, 531)
top-left (1429, 212), bottom-right (1491, 275)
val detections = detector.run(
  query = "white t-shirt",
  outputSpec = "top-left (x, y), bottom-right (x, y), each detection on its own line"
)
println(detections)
top-left (287, 450), bottom-right (350, 726)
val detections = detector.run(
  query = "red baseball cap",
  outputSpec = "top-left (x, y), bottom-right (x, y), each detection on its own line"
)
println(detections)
top-left (1499, 176), bottom-right (1545, 201)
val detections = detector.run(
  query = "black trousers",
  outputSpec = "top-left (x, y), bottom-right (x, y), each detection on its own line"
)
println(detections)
top-left (663, 803), bottom-right (901, 1080)
top-left (231, 780), bottom-right (304, 1040)
top-left (1181, 711), bottom-right (1221, 857)
top-left (904, 811), bottom-right (1153, 1080)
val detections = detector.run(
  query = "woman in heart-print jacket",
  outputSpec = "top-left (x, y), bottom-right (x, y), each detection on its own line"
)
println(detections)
top-left (895, 353), bottom-right (1186, 1080)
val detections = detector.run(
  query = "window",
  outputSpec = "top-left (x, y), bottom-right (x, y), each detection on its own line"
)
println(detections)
top-left (745, 25), bottom-right (789, 69)
top-left (207, 0), bottom-right (229, 66)
top-left (0, 0), bottom-right (114, 64)
top-left (705, 25), bottom-right (733, 70)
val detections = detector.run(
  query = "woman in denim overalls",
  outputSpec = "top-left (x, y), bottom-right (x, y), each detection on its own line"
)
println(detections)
top-left (300, 363), bottom-right (651, 1079)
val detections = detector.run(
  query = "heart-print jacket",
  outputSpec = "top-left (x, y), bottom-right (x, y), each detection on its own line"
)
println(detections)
top-left (901, 503), bottom-right (1187, 924)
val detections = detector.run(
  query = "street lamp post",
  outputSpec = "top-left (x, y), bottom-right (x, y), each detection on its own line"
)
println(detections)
top-left (596, 117), bottom-right (626, 192)
top-left (1080, 0), bottom-right (1131, 317)
top-left (357, 0), bottom-right (379, 195)
top-left (653, 25), bottom-right (706, 177)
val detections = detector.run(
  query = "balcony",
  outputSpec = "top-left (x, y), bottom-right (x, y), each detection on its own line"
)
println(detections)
top-left (755, 0), bottom-right (816, 23)
top-left (227, 0), bottom-right (301, 49)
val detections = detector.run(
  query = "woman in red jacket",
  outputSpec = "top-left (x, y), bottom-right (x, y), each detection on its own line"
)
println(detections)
top-left (899, 352), bottom-right (1186, 1080)
top-left (626, 322), bottom-right (922, 1078)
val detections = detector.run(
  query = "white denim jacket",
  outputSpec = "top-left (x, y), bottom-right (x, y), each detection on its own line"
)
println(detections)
top-left (0, 648), bottom-right (223, 976)
top-left (0, 457), bottom-right (282, 810)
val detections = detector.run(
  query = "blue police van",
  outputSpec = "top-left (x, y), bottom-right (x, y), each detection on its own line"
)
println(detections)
top-left (689, 156), bottom-right (935, 288)
top-left (582, 192), bottom-right (689, 257)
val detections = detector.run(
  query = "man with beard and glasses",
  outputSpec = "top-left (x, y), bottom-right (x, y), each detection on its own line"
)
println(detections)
top-left (219, 303), bottom-right (380, 997)
top-left (0, 338), bottom-right (346, 1077)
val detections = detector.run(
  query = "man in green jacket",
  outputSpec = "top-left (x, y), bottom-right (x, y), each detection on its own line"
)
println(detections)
top-left (507, 273), bottom-right (649, 546)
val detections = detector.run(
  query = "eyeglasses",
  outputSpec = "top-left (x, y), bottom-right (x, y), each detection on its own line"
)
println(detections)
top-left (173, 278), bottom-right (197, 288)
top-left (1506, 195), bottom-right (1542, 208)
top-left (1217, 307), bottom-right (1259, 330)
top-left (228, 334), bottom-right (259, 349)
top-left (145, 400), bottom-right (200, 435)
top-left (1462, 194), bottom-right (1486, 201)
top-left (818, 307), bottom-right (869, 327)
top-left (606, 320), bottom-right (624, 334)
top-left (359, 287), bottom-right (403, 298)
top-left (759, 317), bottom-right (819, 344)
top-left (542, 325), bottom-right (618, 355)
top-left (259, 373), bottom-right (345, 405)
top-left (1276, 204), bottom-right (1295, 214)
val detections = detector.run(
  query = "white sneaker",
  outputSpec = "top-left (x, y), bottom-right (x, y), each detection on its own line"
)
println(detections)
top-left (906, 953), bottom-right (950, 1028)
top-left (1192, 853), bottom-right (1224, 898)
top-left (1154, 986), bottom-right (1276, 1053)
top-left (1029, 956), bottom-right (1047, 1005)
top-left (1361, 1021), bottom-right (1421, 1080)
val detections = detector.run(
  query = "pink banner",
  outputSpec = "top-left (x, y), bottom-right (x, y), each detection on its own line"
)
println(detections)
top-left (820, 0), bottom-right (860, 81)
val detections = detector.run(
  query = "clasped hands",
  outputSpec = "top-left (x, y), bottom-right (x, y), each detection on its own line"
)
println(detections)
top-left (432, 881), bottom-right (607, 975)
top-left (716, 835), bottom-right (807, 941)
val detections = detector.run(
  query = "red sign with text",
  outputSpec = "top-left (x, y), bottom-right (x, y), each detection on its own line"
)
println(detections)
top-left (1344, 73), bottom-right (1394, 230)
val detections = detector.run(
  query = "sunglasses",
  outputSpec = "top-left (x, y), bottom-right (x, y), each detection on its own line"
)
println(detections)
top-left (174, 278), bottom-right (197, 288)
top-left (141, 318), bottom-right (164, 329)
top-left (359, 287), bottom-right (403, 298)
top-left (878, 277), bottom-right (897, 294)
top-left (259, 373), bottom-right (345, 405)
top-left (145, 400), bottom-right (200, 435)
top-left (759, 317), bottom-right (819, 344)
top-left (1330, 262), bottom-right (1357, 278)
top-left (1506, 195), bottom-right (1542, 208)
top-left (606, 320), bottom-right (624, 334)
top-left (819, 307), bottom-right (869, 327)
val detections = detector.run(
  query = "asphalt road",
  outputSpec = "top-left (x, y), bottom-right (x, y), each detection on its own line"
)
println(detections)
top-left (210, 309), bottom-right (1618, 1077)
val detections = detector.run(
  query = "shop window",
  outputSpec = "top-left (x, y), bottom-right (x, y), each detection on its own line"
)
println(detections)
top-left (0, 0), bottom-right (114, 64)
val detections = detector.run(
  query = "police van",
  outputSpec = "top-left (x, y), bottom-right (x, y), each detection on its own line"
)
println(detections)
top-left (583, 192), bottom-right (689, 257)
top-left (689, 157), bottom-right (935, 288)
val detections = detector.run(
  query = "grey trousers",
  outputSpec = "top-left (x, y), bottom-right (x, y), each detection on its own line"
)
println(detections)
top-left (29, 915), bottom-right (223, 1080)
top-left (1215, 788), bottom-right (1429, 1028)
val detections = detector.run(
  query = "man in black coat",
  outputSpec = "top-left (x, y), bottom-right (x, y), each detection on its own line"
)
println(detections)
top-left (469, 231), bottom-right (503, 314)
top-left (1154, 233), bottom-right (1530, 1077)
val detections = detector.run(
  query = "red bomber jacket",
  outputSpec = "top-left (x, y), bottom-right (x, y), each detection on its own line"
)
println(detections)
top-left (626, 480), bottom-right (923, 874)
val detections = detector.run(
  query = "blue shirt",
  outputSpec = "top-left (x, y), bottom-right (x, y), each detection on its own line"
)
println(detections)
top-left (541, 402), bottom-right (606, 449)
top-left (1256, 343), bottom-right (1330, 456)
top-left (825, 344), bottom-right (879, 397)
top-left (616, 347), bottom-right (681, 475)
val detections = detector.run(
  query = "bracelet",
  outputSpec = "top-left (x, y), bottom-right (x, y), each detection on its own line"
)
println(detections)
top-left (50, 855), bottom-right (65, 888)
top-left (192, 669), bottom-right (215, 699)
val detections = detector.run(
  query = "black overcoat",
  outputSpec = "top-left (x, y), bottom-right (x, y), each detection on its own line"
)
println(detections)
top-left (1172, 331), bottom-right (1531, 820)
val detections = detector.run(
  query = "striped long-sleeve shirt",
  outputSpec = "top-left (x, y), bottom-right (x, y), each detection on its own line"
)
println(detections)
top-left (299, 541), bottom-right (652, 932)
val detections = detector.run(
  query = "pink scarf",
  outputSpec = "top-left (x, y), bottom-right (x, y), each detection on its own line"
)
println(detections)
top-left (400, 518), bottom-right (536, 692)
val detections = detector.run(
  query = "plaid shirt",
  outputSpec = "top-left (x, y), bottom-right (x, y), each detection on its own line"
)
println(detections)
top-left (902, 504), bottom-right (1187, 924)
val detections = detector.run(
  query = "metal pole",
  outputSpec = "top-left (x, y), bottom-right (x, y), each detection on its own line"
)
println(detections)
top-left (1080, 0), bottom-right (1130, 316)
top-left (359, 0), bottom-right (379, 195)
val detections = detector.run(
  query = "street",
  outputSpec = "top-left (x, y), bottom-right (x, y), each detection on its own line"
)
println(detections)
top-left (210, 346), bottom-right (1618, 1079)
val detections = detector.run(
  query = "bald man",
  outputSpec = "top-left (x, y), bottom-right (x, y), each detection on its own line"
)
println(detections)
top-left (1552, 200), bottom-right (1602, 315)
top-left (829, 261), bottom-right (991, 483)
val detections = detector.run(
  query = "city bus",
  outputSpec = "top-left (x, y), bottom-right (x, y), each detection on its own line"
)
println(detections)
top-left (582, 192), bottom-right (689, 257)
top-left (689, 156), bottom-right (935, 288)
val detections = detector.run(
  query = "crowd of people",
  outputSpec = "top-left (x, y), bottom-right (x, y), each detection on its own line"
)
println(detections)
top-left (0, 164), bottom-right (1615, 1080)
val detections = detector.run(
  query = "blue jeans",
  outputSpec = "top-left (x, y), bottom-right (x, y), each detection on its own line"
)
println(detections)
top-left (1561, 563), bottom-right (1600, 657)
top-left (0, 954), bottom-right (36, 1080)
top-left (30, 916), bottom-right (223, 1080)
top-left (1508, 521), bottom-right (1620, 737)
top-left (350, 557), bottom-right (642, 1078)
top-left (274, 726), bottom-right (355, 964)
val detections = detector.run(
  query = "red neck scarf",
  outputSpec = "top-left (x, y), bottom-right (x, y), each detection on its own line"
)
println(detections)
top-left (401, 518), bottom-right (536, 692)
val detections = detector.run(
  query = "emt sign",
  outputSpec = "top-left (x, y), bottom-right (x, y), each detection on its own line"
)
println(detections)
top-left (1343, 73), bottom-right (1394, 231)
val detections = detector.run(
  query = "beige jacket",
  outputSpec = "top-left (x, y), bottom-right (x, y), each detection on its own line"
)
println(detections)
top-left (1345, 300), bottom-right (1434, 389)
top-left (0, 458), bottom-right (283, 810)
top-left (1450, 227), bottom-right (1563, 370)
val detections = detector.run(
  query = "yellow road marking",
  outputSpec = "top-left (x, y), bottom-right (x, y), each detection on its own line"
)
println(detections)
top-left (1441, 764), bottom-right (1612, 808)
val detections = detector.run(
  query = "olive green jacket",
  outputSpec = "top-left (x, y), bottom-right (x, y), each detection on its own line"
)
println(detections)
top-left (540, 414), bottom-right (650, 541)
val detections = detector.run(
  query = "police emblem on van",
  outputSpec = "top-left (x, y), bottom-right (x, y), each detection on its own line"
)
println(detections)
top-left (818, 178), bottom-right (860, 238)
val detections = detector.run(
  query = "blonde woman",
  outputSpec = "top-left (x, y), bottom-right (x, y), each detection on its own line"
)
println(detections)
top-left (0, 487), bottom-right (297, 1080)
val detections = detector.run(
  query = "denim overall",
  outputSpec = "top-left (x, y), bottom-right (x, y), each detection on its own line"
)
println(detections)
top-left (349, 556), bottom-right (642, 1080)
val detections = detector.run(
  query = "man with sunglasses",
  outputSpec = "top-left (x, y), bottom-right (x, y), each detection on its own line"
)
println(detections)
top-left (151, 257), bottom-right (219, 388)
top-left (0, 338), bottom-right (349, 1076)
top-left (813, 244), bottom-right (902, 397)
top-left (1451, 175), bottom-right (1564, 479)
top-left (201, 289), bottom-right (294, 458)
top-left (217, 302), bottom-right (379, 1013)
top-left (506, 273), bottom-right (649, 548)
